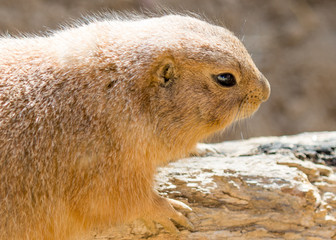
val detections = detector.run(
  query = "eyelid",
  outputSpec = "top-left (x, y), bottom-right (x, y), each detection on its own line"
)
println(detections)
top-left (213, 69), bottom-right (240, 84)
top-left (212, 73), bottom-right (236, 87)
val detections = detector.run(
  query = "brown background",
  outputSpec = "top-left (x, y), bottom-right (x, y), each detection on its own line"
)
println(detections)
top-left (0, 0), bottom-right (335, 141)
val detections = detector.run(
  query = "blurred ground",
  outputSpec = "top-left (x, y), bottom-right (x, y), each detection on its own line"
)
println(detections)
top-left (0, 0), bottom-right (335, 141)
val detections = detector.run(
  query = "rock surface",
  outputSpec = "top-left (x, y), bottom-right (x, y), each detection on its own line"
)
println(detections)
top-left (91, 132), bottom-right (336, 239)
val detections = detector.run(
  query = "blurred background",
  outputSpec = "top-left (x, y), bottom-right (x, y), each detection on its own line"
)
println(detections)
top-left (0, 0), bottom-right (335, 141)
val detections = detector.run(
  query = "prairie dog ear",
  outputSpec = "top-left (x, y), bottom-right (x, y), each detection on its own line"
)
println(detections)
top-left (155, 58), bottom-right (176, 86)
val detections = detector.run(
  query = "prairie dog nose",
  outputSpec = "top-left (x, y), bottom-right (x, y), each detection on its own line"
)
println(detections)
top-left (260, 74), bottom-right (271, 102)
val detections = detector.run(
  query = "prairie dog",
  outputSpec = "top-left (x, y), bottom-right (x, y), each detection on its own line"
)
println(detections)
top-left (0, 14), bottom-right (270, 239)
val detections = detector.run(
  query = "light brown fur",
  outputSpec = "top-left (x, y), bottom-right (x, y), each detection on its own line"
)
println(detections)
top-left (0, 14), bottom-right (270, 239)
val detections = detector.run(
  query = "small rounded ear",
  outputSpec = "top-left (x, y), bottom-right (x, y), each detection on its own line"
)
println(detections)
top-left (155, 58), bottom-right (176, 86)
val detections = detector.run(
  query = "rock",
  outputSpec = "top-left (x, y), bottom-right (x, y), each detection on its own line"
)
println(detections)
top-left (91, 132), bottom-right (336, 239)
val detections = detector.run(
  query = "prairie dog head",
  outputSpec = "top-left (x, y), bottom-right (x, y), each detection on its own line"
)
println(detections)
top-left (99, 15), bottom-right (270, 144)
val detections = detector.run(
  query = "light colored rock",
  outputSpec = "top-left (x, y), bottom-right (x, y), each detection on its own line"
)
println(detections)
top-left (91, 132), bottom-right (336, 239)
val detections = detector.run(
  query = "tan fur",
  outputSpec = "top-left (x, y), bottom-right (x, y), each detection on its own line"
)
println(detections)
top-left (0, 14), bottom-right (270, 239)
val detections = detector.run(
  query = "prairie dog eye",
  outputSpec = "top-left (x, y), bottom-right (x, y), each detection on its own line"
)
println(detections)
top-left (213, 73), bottom-right (236, 87)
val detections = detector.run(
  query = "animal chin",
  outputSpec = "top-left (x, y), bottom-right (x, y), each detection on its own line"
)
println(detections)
top-left (240, 103), bottom-right (261, 119)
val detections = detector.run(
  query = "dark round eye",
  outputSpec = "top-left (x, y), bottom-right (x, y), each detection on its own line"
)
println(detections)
top-left (214, 73), bottom-right (236, 87)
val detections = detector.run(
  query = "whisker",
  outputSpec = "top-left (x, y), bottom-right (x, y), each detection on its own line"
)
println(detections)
top-left (229, 96), bottom-right (245, 139)
top-left (221, 95), bottom-right (248, 140)
top-left (240, 131), bottom-right (244, 140)
top-left (234, 95), bottom-right (247, 123)
top-left (237, 96), bottom-right (250, 140)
